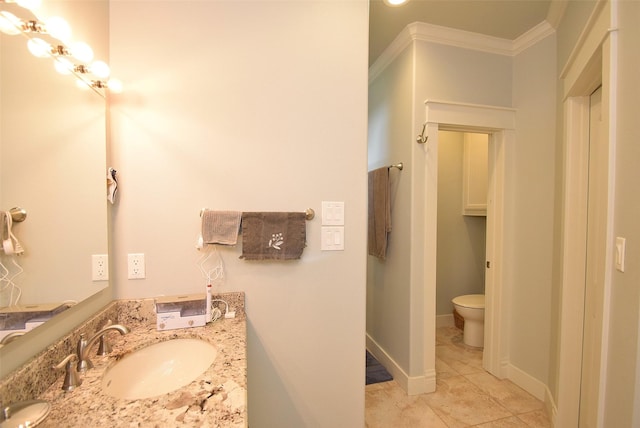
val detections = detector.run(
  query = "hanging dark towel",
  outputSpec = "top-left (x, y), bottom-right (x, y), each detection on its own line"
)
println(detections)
top-left (240, 212), bottom-right (307, 260)
top-left (368, 167), bottom-right (391, 260)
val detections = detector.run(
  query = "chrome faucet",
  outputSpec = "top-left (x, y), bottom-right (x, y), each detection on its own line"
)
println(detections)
top-left (53, 353), bottom-right (83, 391)
top-left (76, 324), bottom-right (130, 373)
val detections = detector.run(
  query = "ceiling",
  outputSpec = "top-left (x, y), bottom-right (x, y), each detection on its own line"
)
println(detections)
top-left (369, 0), bottom-right (552, 65)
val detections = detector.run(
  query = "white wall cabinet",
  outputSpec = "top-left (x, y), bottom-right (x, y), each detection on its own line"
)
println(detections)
top-left (462, 133), bottom-right (488, 216)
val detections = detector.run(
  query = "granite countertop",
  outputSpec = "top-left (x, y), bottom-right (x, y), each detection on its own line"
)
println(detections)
top-left (33, 296), bottom-right (247, 428)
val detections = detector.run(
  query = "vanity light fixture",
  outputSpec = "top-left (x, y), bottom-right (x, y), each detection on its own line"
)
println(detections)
top-left (56, 61), bottom-right (109, 78)
top-left (69, 41), bottom-right (93, 62)
top-left (72, 60), bottom-right (110, 78)
top-left (0, 0), bottom-right (122, 94)
top-left (26, 38), bottom-right (94, 62)
top-left (1, 13), bottom-right (71, 42)
top-left (42, 15), bottom-right (70, 41)
top-left (75, 78), bottom-right (123, 94)
top-left (0, 11), bottom-right (22, 34)
top-left (26, 35), bottom-right (48, 56)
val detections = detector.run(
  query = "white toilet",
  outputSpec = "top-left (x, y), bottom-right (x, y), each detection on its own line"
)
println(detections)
top-left (452, 294), bottom-right (485, 348)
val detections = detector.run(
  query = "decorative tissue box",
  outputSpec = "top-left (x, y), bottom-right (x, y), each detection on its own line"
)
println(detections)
top-left (155, 293), bottom-right (206, 331)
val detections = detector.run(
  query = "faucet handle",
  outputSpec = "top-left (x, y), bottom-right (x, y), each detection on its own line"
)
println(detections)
top-left (76, 334), bottom-right (94, 373)
top-left (53, 354), bottom-right (82, 391)
top-left (97, 319), bottom-right (113, 356)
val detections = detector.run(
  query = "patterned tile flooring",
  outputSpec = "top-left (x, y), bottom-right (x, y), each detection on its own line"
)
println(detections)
top-left (365, 327), bottom-right (552, 427)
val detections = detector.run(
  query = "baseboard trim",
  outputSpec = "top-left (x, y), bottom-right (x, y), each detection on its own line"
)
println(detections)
top-left (366, 334), bottom-right (435, 395)
top-left (505, 362), bottom-right (547, 401)
top-left (545, 385), bottom-right (558, 427)
top-left (436, 314), bottom-right (454, 328)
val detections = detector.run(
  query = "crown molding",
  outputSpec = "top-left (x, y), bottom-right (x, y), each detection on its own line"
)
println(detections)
top-left (513, 21), bottom-right (556, 55)
top-left (409, 21), bottom-right (514, 56)
top-left (369, 21), bottom-right (555, 83)
top-left (368, 25), bottom-right (414, 82)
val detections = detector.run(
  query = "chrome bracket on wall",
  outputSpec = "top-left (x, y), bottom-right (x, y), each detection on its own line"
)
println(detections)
top-left (416, 123), bottom-right (428, 144)
top-left (9, 207), bottom-right (27, 223)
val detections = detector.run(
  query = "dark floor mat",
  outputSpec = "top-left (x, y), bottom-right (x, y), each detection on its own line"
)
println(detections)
top-left (366, 351), bottom-right (393, 385)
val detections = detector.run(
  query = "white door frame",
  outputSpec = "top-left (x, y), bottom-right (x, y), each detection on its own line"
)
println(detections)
top-left (421, 100), bottom-right (516, 379)
top-left (556, 1), bottom-right (615, 426)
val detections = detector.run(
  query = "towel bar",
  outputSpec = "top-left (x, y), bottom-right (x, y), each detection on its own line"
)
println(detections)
top-left (200, 208), bottom-right (315, 221)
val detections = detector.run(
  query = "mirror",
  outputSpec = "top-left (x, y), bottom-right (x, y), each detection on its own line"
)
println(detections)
top-left (0, 0), bottom-right (109, 341)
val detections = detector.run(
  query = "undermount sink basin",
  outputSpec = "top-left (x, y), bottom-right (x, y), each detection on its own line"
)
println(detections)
top-left (101, 338), bottom-right (216, 400)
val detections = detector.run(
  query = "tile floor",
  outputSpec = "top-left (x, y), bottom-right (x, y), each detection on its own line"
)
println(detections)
top-left (365, 326), bottom-right (552, 427)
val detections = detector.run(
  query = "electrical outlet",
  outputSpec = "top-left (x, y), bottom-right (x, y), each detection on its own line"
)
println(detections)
top-left (127, 253), bottom-right (146, 279)
top-left (92, 254), bottom-right (109, 281)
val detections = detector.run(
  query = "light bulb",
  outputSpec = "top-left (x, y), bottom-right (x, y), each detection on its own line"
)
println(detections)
top-left (27, 37), bottom-right (50, 57)
top-left (70, 41), bottom-right (93, 62)
top-left (0, 12), bottom-right (22, 35)
top-left (107, 78), bottom-right (123, 93)
top-left (54, 57), bottom-right (73, 75)
top-left (90, 60), bottom-right (110, 78)
top-left (383, 0), bottom-right (409, 5)
top-left (16, 0), bottom-right (42, 11)
top-left (75, 79), bottom-right (91, 90)
top-left (45, 16), bottom-right (71, 41)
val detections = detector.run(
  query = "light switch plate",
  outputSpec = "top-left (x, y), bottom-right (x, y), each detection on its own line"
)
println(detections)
top-left (321, 226), bottom-right (344, 251)
top-left (322, 201), bottom-right (345, 226)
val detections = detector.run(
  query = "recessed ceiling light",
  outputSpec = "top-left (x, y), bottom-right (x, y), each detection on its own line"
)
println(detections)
top-left (383, 0), bottom-right (410, 6)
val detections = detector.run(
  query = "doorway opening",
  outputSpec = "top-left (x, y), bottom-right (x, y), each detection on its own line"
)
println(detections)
top-left (556, 3), bottom-right (613, 425)
top-left (435, 130), bottom-right (488, 335)
top-left (420, 100), bottom-right (516, 382)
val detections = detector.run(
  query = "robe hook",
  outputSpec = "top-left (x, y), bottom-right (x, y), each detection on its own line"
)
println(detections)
top-left (416, 123), bottom-right (428, 144)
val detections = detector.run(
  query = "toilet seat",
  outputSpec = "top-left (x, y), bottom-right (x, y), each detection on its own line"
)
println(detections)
top-left (452, 294), bottom-right (484, 309)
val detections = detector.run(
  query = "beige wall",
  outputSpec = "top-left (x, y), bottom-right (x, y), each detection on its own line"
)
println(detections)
top-left (367, 46), bottom-right (414, 373)
top-left (109, 1), bottom-right (368, 426)
top-left (511, 32), bottom-right (557, 386)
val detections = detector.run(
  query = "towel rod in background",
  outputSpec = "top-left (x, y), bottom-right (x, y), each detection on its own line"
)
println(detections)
top-left (388, 162), bottom-right (403, 171)
top-left (199, 208), bottom-right (315, 221)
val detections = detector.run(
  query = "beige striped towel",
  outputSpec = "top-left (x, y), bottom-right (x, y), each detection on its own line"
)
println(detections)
top-left (201, 210), bottom-right (242, 245)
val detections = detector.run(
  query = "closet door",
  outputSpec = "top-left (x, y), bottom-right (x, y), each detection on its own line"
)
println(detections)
top-left (579, 85), bottom-right (607, 428)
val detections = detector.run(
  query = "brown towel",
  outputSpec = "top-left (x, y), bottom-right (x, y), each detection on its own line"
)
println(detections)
top-left (368, 167), bottom-right (391, 260)
top-left (201, 210), bottom-right (242, 245)
top-left (240, 212), bottom-right (307, 260)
